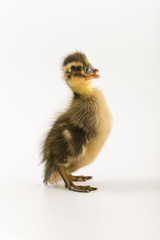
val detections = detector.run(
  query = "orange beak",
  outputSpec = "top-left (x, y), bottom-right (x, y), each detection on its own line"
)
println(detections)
top-left (85, 69), bottom-right (100, 80)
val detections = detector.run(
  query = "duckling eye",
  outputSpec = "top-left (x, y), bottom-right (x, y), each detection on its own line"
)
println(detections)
top-left (71, 66), bottom-right (76, 71)
top-left (85, 66), bottom-right (93, 74)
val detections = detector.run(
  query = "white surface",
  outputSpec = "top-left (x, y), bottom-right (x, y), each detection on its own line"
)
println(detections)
top-left (1, 180), bottom-right (160, 240)
top-left (0, 0), bottom-right (160, 239)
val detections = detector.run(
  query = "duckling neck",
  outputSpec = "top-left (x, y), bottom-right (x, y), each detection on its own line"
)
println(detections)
top-left (71, 84), bottom-right (93, 96)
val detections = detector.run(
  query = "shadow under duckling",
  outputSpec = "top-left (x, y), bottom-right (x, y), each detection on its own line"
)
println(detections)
top-left (41, 52), bottom-right (112, 193)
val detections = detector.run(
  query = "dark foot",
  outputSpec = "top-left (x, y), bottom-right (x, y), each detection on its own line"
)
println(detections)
top-left (57, 166), bottom-right (97, 193)
top-left (68, 184), bottom-right (98, 193)
top-left (71, 175), bottom-right (92, 182)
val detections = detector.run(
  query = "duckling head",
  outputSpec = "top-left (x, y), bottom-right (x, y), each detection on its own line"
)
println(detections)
top-left (63, 52), bottom-right (100, 95)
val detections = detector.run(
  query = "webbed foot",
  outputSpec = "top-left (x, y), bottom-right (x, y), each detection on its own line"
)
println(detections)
top-left (57, 166), bottom-right (97, 193)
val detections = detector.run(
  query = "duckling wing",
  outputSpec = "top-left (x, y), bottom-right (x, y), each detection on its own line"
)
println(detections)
top-left (43, 123), bottom-right (88, 166)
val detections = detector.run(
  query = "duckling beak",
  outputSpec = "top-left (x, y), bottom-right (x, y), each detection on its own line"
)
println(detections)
top-left (85, 69), bottom-right (100, 80)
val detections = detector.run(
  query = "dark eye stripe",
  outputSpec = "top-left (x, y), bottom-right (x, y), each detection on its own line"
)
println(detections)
top-left (71, 66), bottom-right (76, 71)
top-left (76, 66), bottom-right (82, 71)
top-left (71, 66), bottom-right (83, 71)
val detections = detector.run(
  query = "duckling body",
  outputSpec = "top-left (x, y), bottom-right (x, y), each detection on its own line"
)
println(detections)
top-left (41, 52), bottom-right (112, 192)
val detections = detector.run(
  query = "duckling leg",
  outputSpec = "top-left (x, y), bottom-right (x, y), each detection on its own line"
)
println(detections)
top-left (70, 175), bottom-right (92, 182)
top-left (57, 166), bottom-right (97, 193)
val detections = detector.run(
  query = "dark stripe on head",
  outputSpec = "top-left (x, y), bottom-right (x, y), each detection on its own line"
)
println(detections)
top-left (63, 52), bottom-right (87, 66)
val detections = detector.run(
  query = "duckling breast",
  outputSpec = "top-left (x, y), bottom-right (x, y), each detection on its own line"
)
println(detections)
top-left (69, 88), bottom-right (112, 171)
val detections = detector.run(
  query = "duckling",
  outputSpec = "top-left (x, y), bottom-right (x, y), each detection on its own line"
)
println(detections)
top-left (41, 52), bottom-right (112, 193)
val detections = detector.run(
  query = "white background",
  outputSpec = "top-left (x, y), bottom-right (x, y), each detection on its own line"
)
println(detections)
top-left (0, 0), bottom-right (160, 239)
